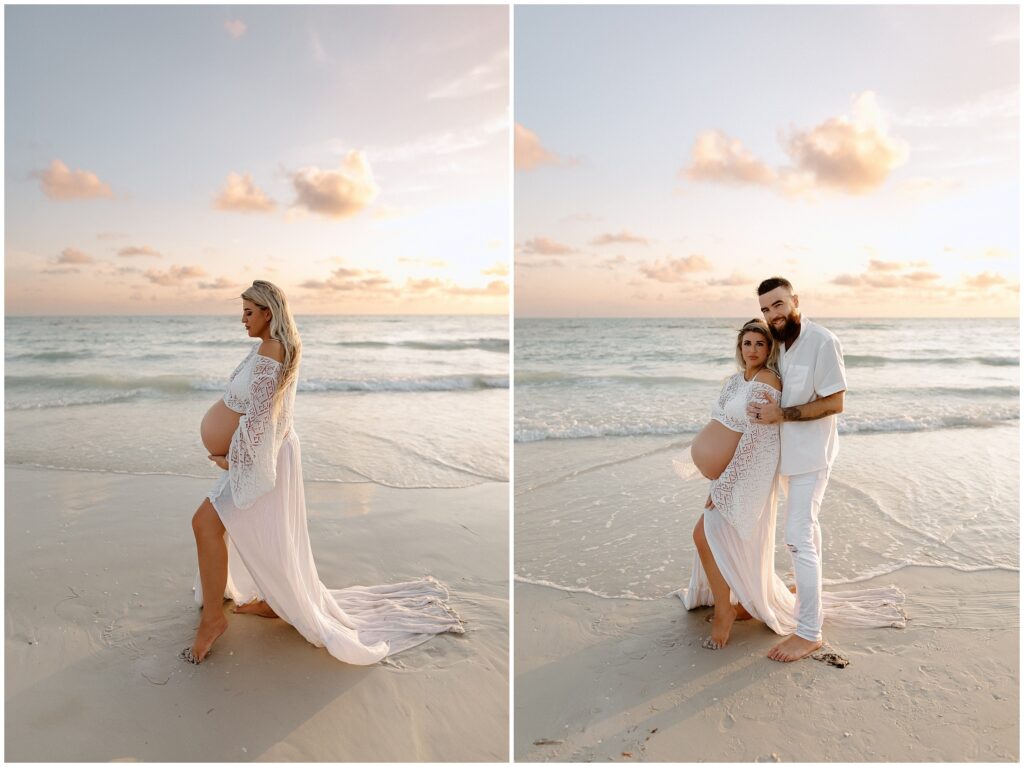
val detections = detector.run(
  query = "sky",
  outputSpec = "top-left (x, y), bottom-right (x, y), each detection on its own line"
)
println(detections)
top-left (514, 5), bottom-right (1020, 318)
top-left (5, 5), bottom-right (509, 315)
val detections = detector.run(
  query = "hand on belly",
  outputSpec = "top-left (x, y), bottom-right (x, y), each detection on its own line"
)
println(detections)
top-left (201, 399), bottom-right (242, 457)
top-left (690, 420), bottom-right (742, 480)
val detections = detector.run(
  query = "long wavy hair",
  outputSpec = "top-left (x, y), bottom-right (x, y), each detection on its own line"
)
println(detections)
top-left (734, 318), bottom-right (780, 377)
top-left (241, 280), bottom-right (301, 419)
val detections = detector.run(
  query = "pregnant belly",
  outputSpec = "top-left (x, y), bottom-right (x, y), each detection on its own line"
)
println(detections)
top-left (690, 420), bottom-right (742, 480)
top-left (201, 399), bottom-right (242, 456)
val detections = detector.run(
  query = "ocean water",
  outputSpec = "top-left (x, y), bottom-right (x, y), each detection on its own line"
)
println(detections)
top-left (515, 317), bottom-right (1020, 599)
top-left (5, 315), bottom-right (508, 490)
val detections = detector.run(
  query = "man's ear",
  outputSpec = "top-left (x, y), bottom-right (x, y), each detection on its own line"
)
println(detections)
top-left (792, 294), bottom-right (800, 308)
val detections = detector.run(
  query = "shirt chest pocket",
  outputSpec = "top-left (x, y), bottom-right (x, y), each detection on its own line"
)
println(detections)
top-left (783, 364), bottom-right (810, 393)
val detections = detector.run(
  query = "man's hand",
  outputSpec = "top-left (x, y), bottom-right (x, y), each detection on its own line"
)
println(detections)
top-left (747, 399), bottom-right (784, 424)
top-left (748, 390), bottom-right (845, 424)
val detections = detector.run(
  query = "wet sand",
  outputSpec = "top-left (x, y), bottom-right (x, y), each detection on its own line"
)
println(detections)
top-left (5, 466), bottom-right (508, 762)
top-left (515, 567), bottom-right (1017, 762)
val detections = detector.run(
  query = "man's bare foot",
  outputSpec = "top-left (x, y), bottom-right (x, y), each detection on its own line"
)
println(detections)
top-left (767, 634), bottom-right (822, 662)
top-left (702, 605), bottom-right (737, 650)
top-left (187, 613), bottom-right (228, 663)
top-left (232, 600), bottom-right (278, 618)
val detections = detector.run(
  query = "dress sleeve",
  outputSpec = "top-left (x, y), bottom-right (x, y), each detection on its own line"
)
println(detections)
top-left (227, 355), bottom-right (283, 509)
top-left (708, 381), bottom-right (781, 538)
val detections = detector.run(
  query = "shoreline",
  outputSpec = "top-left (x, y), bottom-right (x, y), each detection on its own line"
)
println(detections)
top-left (515, 566), bottom-right (1018, 762)
top-left (5, 466), bottom-right (509, 762)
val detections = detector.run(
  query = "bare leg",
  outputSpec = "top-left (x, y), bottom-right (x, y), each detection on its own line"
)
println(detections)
top-left (233, 600), bottom-right (278, 618)
top-left (692, 515), bottom-right (737, 649)
top-left (187, 499), bottom-right (229, 663)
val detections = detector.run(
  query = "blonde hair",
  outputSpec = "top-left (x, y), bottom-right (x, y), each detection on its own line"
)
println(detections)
top-left (734, 318), bottom-right (779, 377)
top-left (241, 280), bottom-right (301, 419)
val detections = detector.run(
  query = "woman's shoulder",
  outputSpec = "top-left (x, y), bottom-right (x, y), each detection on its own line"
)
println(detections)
top-left (753, 368), bottom-right (782, 391)
top-left (256, 338), bottom-right (285, 363)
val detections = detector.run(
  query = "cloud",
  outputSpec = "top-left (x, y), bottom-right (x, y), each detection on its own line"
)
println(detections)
top-left (515, 124), bottom-right (562, 171)
top-left (362, 116), bottom-right (507, 164)
top-left (965, 272), bottom-right (1010, 289)
top-left (640, 255), bottom-right (714, 282)
top-left (118, 245), bottom-right (162, 258)
top-left (683, 92), bottom-right (908, 197)
top-left (198, 277), bottom-right (237, 290)
top-left (561, 212), bottom-right (604, 223)
top-left (683, 131), bottom-right (777, 185)
top-left (895, 176), bottom-right (963, 199)
top-left (397, 257), bottom-right (450, 268)
top-left (596, 254), bottom-right (627, 270)
top-left (782, 92), bottom-right (908, 195)
top-left (893, 87), bottom-right (1018, 128)
top-left (831, 268), bottom-right (940, 289)
top-left (516, 258), bottom-right (564, 269)
top-left (444, 279), bottom-right (508, 297)
top-left (35, 159), bottom-right (113, 201)
top-left (143, 265), bottom-right (208, 286)
top-left (40, 266), bottom-right (81, 275)
top-left (707, 272), bottom-right (752, 286)
top-left (300, 266), bottom-right (395, 293)
top-left (224, 19), bottom-right (246, 39)
top-left (428, 50), bottom-right (507, 100)
top-left (57, 247), bottom-right (94, 265)
top-left (291, 151), bottom-right (379, 219)
top-left (299, 267), bottom-right (506, 300)
top-left (590, 231), bottom-right (649, 247)
top-left (868, 259), bottom-right (930, 272)
top-left (483, 262), bottom-right (509, 276)
top-left (214, 172), bottom-right (276, 212)
top-left (967, 247), bottom-right (1013, 261)
top-left (519, 237), bottom-right (577, 256)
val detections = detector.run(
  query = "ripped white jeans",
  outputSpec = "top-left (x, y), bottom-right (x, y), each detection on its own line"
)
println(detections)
top-left (781, 467), bottom-right (830, 642)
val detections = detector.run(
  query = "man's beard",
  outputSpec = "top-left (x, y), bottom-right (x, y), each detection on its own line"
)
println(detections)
top-left (769, 311), bottom-right (801, 344)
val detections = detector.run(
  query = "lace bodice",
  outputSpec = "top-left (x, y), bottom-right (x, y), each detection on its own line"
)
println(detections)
top-left (711, 373), bottom-right (775, 432)
top-left (708, 373), bottom-right (781, 538)
top-left (223, 342), bottom-right (297, 509)
top-left (223, 343), bottom-right (259, 413)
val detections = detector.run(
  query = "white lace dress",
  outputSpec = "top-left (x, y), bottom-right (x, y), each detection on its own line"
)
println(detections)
top-left (675, 373), bottom-right (905, 634)
top-left (196, 341), bottom-right (464, 664)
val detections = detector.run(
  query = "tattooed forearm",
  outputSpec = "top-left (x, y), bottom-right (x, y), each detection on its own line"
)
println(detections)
top-left (782, 406), bottom-right (840, 422)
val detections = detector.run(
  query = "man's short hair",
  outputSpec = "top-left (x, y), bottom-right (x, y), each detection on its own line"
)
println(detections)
top-left (757, 277), bottom-right (794, 296)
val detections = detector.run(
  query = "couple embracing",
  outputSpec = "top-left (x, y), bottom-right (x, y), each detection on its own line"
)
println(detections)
top-left (677, 277), bottom-right (905, 662)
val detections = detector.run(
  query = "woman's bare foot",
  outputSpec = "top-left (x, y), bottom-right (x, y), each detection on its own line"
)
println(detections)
top-left (232, 600), bottom-right (278, 618)
top-left (767, 634), bottom-right (822, 662)
top-left (702, 605), bottom-right (737, 650)
top-left (187, 612), bottom-right (228, 663)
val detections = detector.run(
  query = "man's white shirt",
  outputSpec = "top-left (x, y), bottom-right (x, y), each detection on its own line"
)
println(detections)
top-left (777, 318), bottom-right (847, 476)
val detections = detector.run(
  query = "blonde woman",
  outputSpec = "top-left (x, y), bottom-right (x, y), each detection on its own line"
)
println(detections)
top-left (188, 280), bottom-right (462, 664)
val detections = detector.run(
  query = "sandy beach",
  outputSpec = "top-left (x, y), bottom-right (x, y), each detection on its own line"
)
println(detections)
top-left (5, 466), bottom-right (508, 762)
top-left (515, 567), bottom-right (1018, 762)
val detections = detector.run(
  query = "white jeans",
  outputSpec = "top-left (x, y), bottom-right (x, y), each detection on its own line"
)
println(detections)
top-left (781, 467), bottom-right (830, 642)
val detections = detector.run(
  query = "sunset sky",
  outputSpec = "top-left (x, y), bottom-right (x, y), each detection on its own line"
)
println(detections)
top-left (515, 5), bottom-right (1019, 317)
top-left (5, 5), bottom-right (509, 315)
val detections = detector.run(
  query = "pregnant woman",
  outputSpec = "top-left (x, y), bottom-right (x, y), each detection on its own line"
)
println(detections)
top-left (676, 319), bottom-right (905, 652)
top-left (677, 319), bottom-right (789, 650)
top-left (187, 280), bottom-right (463, 664)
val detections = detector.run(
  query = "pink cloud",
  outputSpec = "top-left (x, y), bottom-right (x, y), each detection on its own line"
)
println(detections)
top-left (36, 159), bottom-right (113, 201)
top-left (214, 172), bottom-right (275, 212)
top-left (515, 124), bottom-right (561, 171)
